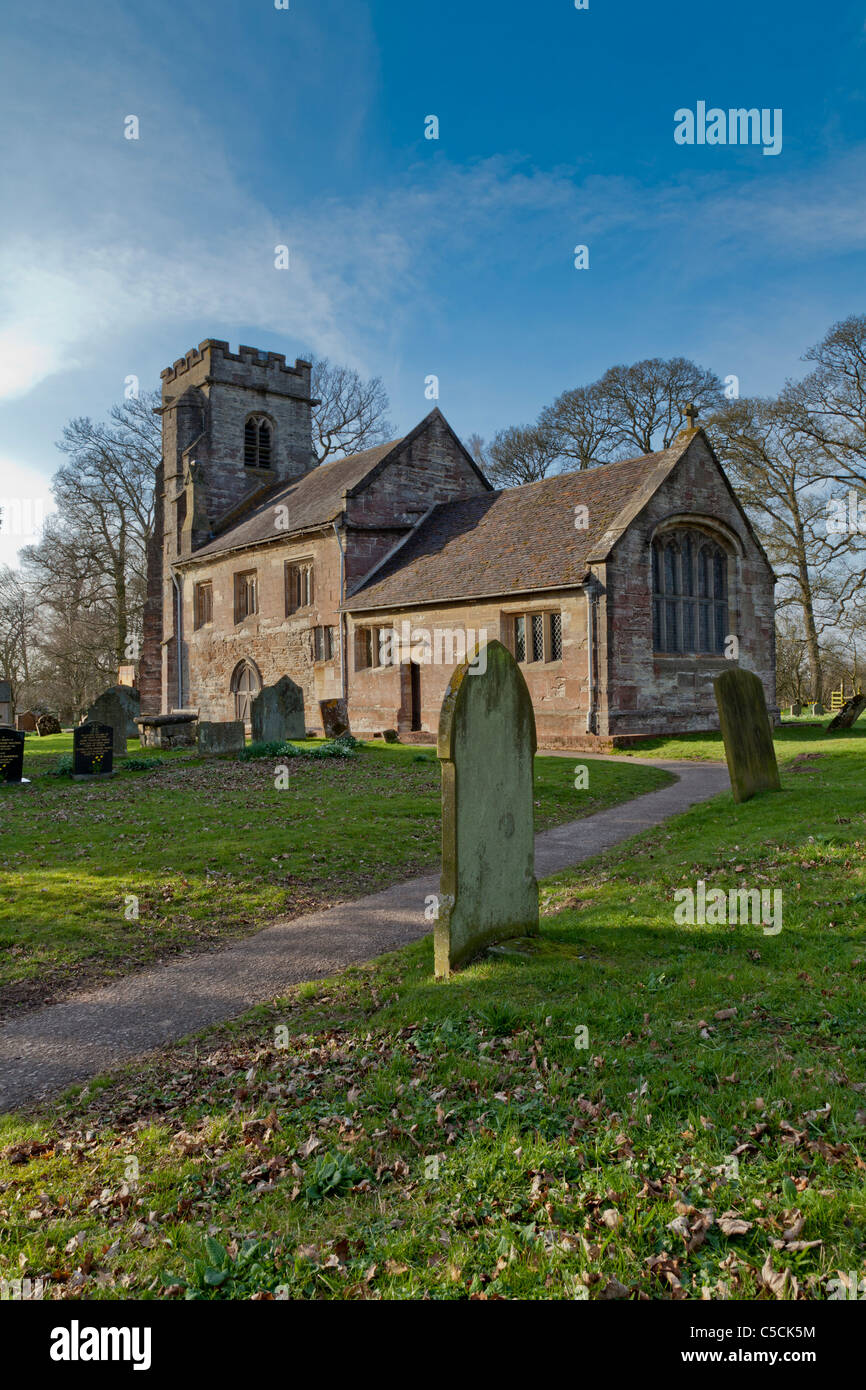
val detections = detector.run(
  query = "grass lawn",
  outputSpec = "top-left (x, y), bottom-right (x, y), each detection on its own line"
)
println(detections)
top-left (615, 717), bottom-right (859, 762)
top-left (0, 735), bottom-right (671, 1015)
top-left (0, 727), bottom-right (862, 1301)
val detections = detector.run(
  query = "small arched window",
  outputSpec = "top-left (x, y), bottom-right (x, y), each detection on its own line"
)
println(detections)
top-left (651, 530), bottom-right (728, 654)
top-left (244, 415), bottom-right (273, 468)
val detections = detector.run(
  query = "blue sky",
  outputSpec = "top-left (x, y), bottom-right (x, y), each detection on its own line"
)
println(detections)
top-left (2, 0), bottom-right (865, 565)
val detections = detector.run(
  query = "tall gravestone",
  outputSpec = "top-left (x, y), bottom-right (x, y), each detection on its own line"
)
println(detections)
top-left (435, 639), bottom-right (538, 977)
top-left (84, 686), bottom-right (137, 752)
top-left (251, 676), bottom-right (305, 742)
top-left (713, 668), bottom-right (781, 805)
top-left (827, 693), bottom-right (866, 732)
top-left (73, 722), bottom-right (114, 778)
top-left (0, 728), bottom-right (26, 785)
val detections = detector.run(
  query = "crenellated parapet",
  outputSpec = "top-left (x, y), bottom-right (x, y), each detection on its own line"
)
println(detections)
top-left (160, 341), bottom-right (314, 400)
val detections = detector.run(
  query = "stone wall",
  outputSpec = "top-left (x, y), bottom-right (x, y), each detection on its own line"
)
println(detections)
top-left (342, 413), bottom-right (489, 588)
top-left (345, 590), bottom-right (588, 744)
top-left (599, 433), bottom-right (777, 736)
top-left (178, 531), bottom-right (342, 725)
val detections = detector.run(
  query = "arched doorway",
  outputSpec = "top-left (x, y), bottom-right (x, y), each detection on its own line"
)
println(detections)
top-left (230, 659), bottom-right (262, 723)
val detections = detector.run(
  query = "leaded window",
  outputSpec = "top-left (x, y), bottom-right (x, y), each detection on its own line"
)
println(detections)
top-left (651, 532), bottom-right (728, 654)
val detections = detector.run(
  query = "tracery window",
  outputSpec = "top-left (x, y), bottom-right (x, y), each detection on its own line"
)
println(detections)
top-left (651, 532), bottom-right (728, 654)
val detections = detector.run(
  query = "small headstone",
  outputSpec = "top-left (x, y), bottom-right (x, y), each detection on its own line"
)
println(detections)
top-left (251, 676), bottom-right (305, 742)
top-left (435, 639), bottom-right (538, 977)
top-left (320, 698), bottom-right (349, 738)
top-left (85, 685), bottom-right (138, 747)
top-left (36, 713), bottom-right (61, 736)
top-left (0, 727), bottom-right (26, 785)
top-left (812, 701), bottom-right (825, 716)
top-left (790, 703), bottom-right (801, 717)
top-left (15, 710), bottom-right (37, 733)
top-left (197, 720), bottom-right (245, 756)
top-left (827, 693), bottom-right (866, 732)
top-left (713, 668), bottom-right (781, 805)
top-left (73, 722), bottom-right (114, 778)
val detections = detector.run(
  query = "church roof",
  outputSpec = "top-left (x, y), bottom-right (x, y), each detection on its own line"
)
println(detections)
top-left (347, 435), bottom-right (695, 610)
top-left (191, 437), bottom-right (403, 559)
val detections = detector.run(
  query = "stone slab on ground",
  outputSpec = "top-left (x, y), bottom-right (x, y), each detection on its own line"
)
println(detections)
top-left (0, 758), bottom-right (729, 1110)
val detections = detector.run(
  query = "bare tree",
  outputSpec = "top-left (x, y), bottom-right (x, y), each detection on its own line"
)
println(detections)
top-left (0, 566), bottom-right (35, 706)
top-left (596, 357), bottom-right (724, 455)
top-left (539, 381), bottom-right (619, 469)
top-left (483, 423), bottom-right (563, 487)
top-left (310, 358), bottom-right (393, 463)
top-left (709, 395), bottom-right (852, 704)
top-left (795, 314), bottom-right (866, 488)
top-left (53, 391), bottom-right (160, 665)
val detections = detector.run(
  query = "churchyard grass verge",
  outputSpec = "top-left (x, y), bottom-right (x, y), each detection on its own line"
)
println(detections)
top-left (0, 731), bottom-right (862, 1299)
top-left (0, 736), bottom-right (670, 1014)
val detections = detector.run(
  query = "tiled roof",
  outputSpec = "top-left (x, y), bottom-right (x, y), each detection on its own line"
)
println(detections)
top-left (190, 439), bottom-right (403, 560)
top-left (348, 437), bottom-right (693, 610)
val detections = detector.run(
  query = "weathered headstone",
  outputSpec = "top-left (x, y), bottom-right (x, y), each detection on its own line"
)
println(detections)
top-left (827, 693), bottom-right (866, 732)
top-left (0, 727), bottom-right (26, 785)
top-left (251, 676), bottom-right (305, 743)
top-left (790, 703), bottom-right (802, 717)
top-left (36, 713), bottom-right (62, 736)
top-left (73, 722), bottom-right (114, 778)
top-left (319, 698), bottom-right (349, 738)
top-left (0, 681), bottom-right (11, 726)
top-left (135, 712), bottom-right (197, 748)
top-left (435, 639), bottom-right (538, 977)
top-left (197, 720), bottom-right (245, 756)
top-left (15, 710), bottom-right (37, 733)
top-left (713, 668), bottom-right (781, 805)
top-left (85, 685), bottom-right (139, 747)
top-left (812, 701), bottom-right (825, 716)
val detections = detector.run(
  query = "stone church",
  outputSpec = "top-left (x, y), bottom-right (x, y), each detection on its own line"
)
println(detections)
top-left (139, 339), bottom-right (777, 747)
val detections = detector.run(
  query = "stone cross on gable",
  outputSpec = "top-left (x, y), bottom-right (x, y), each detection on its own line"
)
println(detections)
top-left (684, 402), bottom-right (699, 430)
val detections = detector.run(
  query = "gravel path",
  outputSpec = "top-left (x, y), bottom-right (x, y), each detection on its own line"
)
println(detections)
top-left (0, 757), bottom-right (728, 1110)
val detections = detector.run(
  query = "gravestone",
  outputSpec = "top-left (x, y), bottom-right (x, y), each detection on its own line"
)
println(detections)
top-left (827, 693), bottom-right (866, 732)
top-left (713, 668), bottom-right (781, 805)
top-left (435, 639), bottom-right (538, 977)
top-left (320, 698), bottom-right (349, 738)
top-left (0, 728), bottom-right (26, 785)
top-left (73, 722), bottom-right (114, 778)
top-left (36, 713), bottom-right (61, 736)
top-left (0, 681), bottom-right (11, 726)
top-left (197, 720), bottom-right (245, 756)
top-left (812, 701), bottom-right (825, 716)
top-left (251, 676), bottom-right (305, 743)
top-left (85, 685), bottom-right (139, 746)
top-left (16, 710), bottom-right (37, 733)
top-left (135, 711), bottom-right (197, 748)
top-left (790, 703), bottom-right (802, 717)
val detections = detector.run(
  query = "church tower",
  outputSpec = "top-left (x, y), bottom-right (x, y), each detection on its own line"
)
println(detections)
top-left (139, 340), bottom-right (317, 713)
